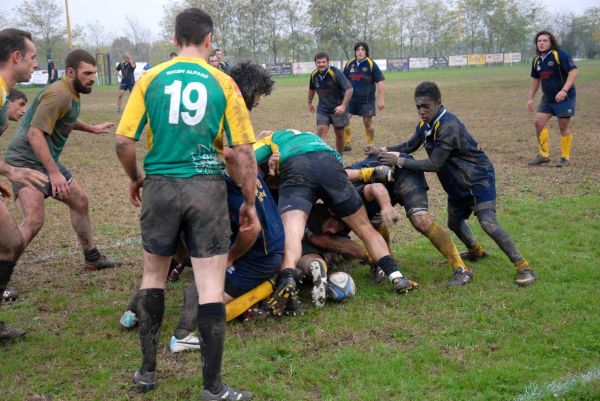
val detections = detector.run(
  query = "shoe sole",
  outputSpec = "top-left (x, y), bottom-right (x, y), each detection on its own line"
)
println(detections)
top-left (309, 261), bottom-right (327, 308)
top-left (447, 274), bottom-right (473, 288)
top-left (170, 342), bottom-right (201, 353)
top-left (514, 277), bottom-right (536, 286)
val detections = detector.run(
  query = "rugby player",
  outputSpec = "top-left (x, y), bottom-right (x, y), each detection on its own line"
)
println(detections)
top-left (115, 9), bottom-right (256, 400)
top-left (7, 88), bottom-right (28, 122)
top-left (527, 30), bottom-right (577, 167)
top-left (307, 51), bottom-right (353, 154)
top-left (115, 52), bottom-right (136, 113)
top-left (374, 81), bottom-right (536, 286)
top-left (343, 42), bottom-right (385, 151)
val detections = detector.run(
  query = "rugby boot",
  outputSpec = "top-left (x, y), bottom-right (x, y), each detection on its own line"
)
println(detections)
top-left (447, 267), bottom-right (474, 288)
top-left (528, 155), bottom-right (551, 166)
top-left (371, 165), bottom-right (394, 183)
top-left (240, 306), bottom-right (268, 322)
top-left (514, 268), bottom-right (536, 286)
top-left (283, 291), bottom-right (304, 317)
top-left (119, 310), bottom-right (138, 329)
top-left (85, 254), bottom-right (122, 271)
top-left (2, 288), bottom-right (18, 302)
top-left (169, 333), bottom-right (201, 353)
top-left (0, 321), bottom-right (26, 341)
top-left (265, 269), bottom-right (298, 316)
top-left (309, 260), bottom-right (327, 308)
top-left (556, 157), bottom-right (570, 168)
top-left (370, 264), bottom-right (386, 285)
top-left (133, 369), bottom-right (155, 392)
top-left (392, 277), bottom-right (418, 294)
top-left (459, 250), bottom-right (488, 263)
top-left (202, 383), bottom-right (253, 401)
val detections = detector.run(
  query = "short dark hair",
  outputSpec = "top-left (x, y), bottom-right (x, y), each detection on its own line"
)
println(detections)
top-left (169, 52), bottom-right (177, 58)
top-left (175, 8), bottom-right (213, 47)
top-left (214, 48), bottom-right (222, 53)
top-left (0, 28), bottom-right (33, 65)
top-left (8, 88), bottom-right (27, 103)
top-left (65, 49), bottom-right (96, 71)
top-left (354, 42), bottom-right (370, 58)
top-left (229, 60), bottom-right (275, 111)
top-left (414, 81), bottom-right (441, 102)
top-left (314, 51), bottom-right (329, 62)
top-left (534, 30), bottom-right (560, 55)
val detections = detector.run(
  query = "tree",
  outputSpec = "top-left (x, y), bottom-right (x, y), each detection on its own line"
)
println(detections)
top-left (13, 0), bottom-right (65, 59)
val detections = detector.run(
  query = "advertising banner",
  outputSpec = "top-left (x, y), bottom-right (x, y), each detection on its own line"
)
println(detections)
top-left (409, 57), bottom-right (430, 69)
top-left (468, 53), bottom-right (486, 65)
top-left (449, 55), bottom-right (468, 67)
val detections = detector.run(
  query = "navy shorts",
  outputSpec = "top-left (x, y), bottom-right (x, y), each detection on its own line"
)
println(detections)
top-left (140, 175), bottom-right (231, 258)
top-left (447, 180), bottom-right (497, 220)
top-left (12, 162), bottom-right (72, 199)
top-left (278, 152), bottom-right (363, 218)
top-left (224, 252), bottom-right (281, 297)
top-left (316, 112), bottom-right (350, 128)
top-left (120, 81), bottom-right (135, 91)
top-left (348, 100), bottom-right (376, 117)
top-left (538, 96), bottom-right (575, 118)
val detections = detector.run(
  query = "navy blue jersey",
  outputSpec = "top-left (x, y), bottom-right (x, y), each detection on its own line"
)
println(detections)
top-left (531, 49), bottom-right (576, 102)
top-left (226, 175), bottom-right (284, 273)
top-left (116, 61), bottom-right (136, 84)
top-left (389, 108), bottom-right (495, 202)
top-left (309, 66), bottom-right (352, 115)
top-left (343, 58), bottom-right (384, 104)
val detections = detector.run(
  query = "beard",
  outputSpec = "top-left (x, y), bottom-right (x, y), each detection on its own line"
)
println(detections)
top-left (73, 76), bottom-right (92, 94)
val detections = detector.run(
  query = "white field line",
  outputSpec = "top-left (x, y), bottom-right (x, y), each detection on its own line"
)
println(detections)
top-left (513, 366), bottom-right (600, 401)
top-left (19, 236), bottom-right (141, 264)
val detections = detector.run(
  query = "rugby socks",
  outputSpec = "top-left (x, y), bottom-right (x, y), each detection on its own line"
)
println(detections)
top-left (560, 134), bottom-right (572, 160)
top-left (174, 280), bottom-right (198, 339)
top-left (538, 128), bottom-right (550, 158)
top-left (513, 258), bottom-right (530, 271)
top-left (344, 127), bottom-right (352, 147)
top-left (425, 223), bottom-right (465, 270)
top-left (198, 302), bottom-right (226, 394)
top-left (374, 255), bottom-right (404, 282)
top-left (83, 248), bottom-right (102, 263)
top-left (364, 129), bottom-right (374, 145)
top-left (358, 167), bottom-right (374, 183)
top-left (137, 288), bottom-right (165, 375)
top-left (0, 261), bottom-right (16, 303)
top-left (466, 243), bottom-right (486, 259)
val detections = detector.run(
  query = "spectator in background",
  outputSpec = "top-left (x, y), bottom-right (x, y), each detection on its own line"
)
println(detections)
top-left (116, 52), bottom-right (136, 113)
top-left (214, 48), bottom-right (230, 73)
top-left (47, 58), bottom-right (58, 84)
top-left (208, 53), bottom-right (219, 68)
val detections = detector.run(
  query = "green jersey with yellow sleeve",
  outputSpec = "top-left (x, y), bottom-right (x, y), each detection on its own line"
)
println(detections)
top-left (254, 129), bottom-right (342, 166)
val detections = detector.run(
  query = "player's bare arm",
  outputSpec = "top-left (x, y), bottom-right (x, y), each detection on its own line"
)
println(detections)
top-left (555, 69), bottom-right (577, 103)
top-left (74, 120), bottom-right (114, 134)
top-left (528, 78), bottom-right (540, 112)
top-left (335, 87), bottom-right (353, 115)
top-left (226, 219), bottom-right (261, 267)
top-left (376, 81), bottom-right (385, 110)
top-left (307, 89), bottom-right (316, 113)
top-left (115, 135), bottom-right (144, 207)
top-left (308, 233), bottom-right (367, 261)
top-left (27, 126), bottom-right (69, 199)
top-left (363, 183), bottom-right (399, 225)
top-left (0, 160), bottom-right (48, 196)
top-left (232, 143), bottom-right (258, 232)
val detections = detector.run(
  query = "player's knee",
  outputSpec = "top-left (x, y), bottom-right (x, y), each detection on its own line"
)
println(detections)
top-left (534, 119), bottom-right (546, 131)
top-left (477, 211), bottom-right (499, 235)
top-left (409, 213), bottom-right (431, 234)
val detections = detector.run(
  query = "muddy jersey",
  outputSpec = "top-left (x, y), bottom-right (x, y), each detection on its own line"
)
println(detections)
top-left (0, 75), bottom-right (8, 135)
top-left (5, 77), bottom-right (80, 168)
top-left (343, 57), bottom-right (384, 104)
top-left (389, 108), bottom-right (494, 201)
top-left (531, 49), bottom-right (576, 102)
top-left (254, 129), bottom-right (342, 167)
top-left (309, 66), bottom-right (352, 115)
top-left (116, 57), bottom-right (255, 177)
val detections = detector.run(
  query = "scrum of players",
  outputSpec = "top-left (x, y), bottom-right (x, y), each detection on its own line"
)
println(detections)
top-left (1, 6), bottom-right (573, 399)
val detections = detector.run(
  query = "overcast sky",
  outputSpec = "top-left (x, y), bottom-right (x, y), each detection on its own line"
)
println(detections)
top-left (1, 0), bottom-right (597, 42)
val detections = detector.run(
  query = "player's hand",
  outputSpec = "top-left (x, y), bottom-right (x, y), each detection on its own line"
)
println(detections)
top-left (308, 103), bottom-right (315, 114)
top-left (527, 99), bottom-right (534, 113)
top-left (0, 183), bottom-right (11, 198)
top-left (334, 105), bottom-right (346, 115)
top-left (49, 171), bottom-right (70, 200)
top-left (377, 98), bottom-right (385, 111)
top-left (555, 90), bottom-right (567, 103)
top-left (128, 178), bottom-right (143, 207)
top-left (6, 165), bottom-right (48, 188)
top-left (268, 152), bottom-right (280, 176)
top-left (364, 145), bottom-right (384, 156)
top-left (378, 152), bottom-right (401, 166)
top-left (380, 206), bottom-right (400, 226)
top-left (257, 130), bottom-right (273, 140)
top-left (239, 201), bottom-right (258, 233)
top-left (92, 122), bottom-right (114, 134)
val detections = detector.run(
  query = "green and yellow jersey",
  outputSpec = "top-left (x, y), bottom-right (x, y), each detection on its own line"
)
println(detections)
top-left (5, 77), bottom-right (80, 168)
top-left (116, 57), bottom-right (254, 178)
top-left (254, 129), bottom-right (342, 166)
top-left (0, 75), bottom-right (9, 135)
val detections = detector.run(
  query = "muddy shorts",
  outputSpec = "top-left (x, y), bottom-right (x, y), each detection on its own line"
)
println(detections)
top-left (316, 112), bottom-right (350, 128)
top-left (447, 181), bottom-right (497, 221)
top-left (11, 162), bottom-right (72, 199)
top-left (140, 175), bottom-right (230, 258)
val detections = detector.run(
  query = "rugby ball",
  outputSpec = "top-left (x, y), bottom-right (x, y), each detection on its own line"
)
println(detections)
top-left (326, 272), bottom-right (356, 302)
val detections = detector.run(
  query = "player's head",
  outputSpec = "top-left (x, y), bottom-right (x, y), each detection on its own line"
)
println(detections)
top-left (314, 51), bottom-right (330, 72)
top-left (123, 53), bottom-right (131, 62)
top-left (309, 204), bottom-right (347, 235)
top-left (534, 30), bottom-right (559, 54)
top-left (414, 81), bottom-right (442, 124)
top-left (214, 48), bottom-right (223, 60)
top-left (169, 52), bottom-right (177, 59)
top-left (7, 88), bottom-right (27, 121)
top-left (0, 28), bottom-right (38, 84)
top-left (174, 8), bottom-right (213, 50)
top-left (65, 49), bottom-right (97, 94)
top-left (354, 42), bottom-right (369, 60)
top-left (229, 60), bottom-right (274, 111)
top-left (208, 54), bottom-right (219, 68)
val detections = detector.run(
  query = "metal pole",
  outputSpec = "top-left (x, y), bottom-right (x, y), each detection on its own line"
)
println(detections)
top-left (65, 0), bottom-right (73, 49)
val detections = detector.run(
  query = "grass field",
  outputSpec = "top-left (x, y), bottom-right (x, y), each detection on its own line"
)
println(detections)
top-left (1, 61), bottom-right (599, 401)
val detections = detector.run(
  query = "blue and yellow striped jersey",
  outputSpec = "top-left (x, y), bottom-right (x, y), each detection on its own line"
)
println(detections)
top-left (116, 56), bottom-right (255, 178)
